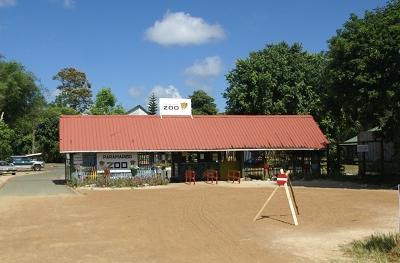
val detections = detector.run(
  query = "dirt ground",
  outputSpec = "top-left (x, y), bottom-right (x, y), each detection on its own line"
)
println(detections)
top-left (0, 182), bottom-right (397, 263)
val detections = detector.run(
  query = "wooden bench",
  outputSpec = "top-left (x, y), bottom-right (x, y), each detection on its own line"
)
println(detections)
top-left (185, 169), bottom-right (196, 185)
top-left (227, 170), bottom-right (241, 183)
top-left (204, 169), bottom-right (218, 184)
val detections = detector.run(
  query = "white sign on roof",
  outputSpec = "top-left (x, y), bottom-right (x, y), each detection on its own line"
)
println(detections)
top-left (159, 98), bottom-right (192, 116)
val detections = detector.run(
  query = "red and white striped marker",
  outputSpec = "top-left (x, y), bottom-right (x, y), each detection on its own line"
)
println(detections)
top-left (277, 168), bottom-right (288, 186)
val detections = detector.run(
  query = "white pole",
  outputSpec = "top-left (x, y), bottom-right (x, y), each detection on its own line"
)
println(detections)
top-left (398, 184), bottom-right (400, 232)
top-left (285, 183), bottom-right (299, 226)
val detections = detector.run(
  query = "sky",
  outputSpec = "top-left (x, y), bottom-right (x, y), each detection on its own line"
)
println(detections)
top-left (0, 0), bottom-right (388, 112)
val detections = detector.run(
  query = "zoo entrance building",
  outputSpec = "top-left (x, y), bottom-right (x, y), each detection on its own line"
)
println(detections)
top-left (59, 115), bottom-right (329, 181)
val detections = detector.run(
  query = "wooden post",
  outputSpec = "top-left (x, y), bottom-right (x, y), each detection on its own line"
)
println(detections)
top-left (398, 184), bottom-right (400, 233)
top-left (285, 183), bottom-right (299, 226)
top-left (253, 169), bottom-right (300, 226)
top-left (287, 179), bottom-right (299, 215)
top-left (381, 135), bottom-right (385, 177)
top-left (253, 186), bottom-right (279, 222)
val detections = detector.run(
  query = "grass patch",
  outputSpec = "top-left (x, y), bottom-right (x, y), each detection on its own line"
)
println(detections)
top-left (342, 232), bottom-right (400, 262)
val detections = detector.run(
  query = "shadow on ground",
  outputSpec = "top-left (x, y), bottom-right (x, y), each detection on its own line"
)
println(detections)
top-left (52, 179), bottom-right (66, 186)
top-left (291, 178), bottom-right (397, 190)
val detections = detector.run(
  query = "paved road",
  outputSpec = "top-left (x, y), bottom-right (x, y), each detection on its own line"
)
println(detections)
top-left (0, 164), bottom-right (74, 197)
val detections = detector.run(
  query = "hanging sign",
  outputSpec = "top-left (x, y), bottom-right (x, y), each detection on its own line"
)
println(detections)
top-left (159, 98), bottom-right (192, 116)
top-left (357, 144), bottom-right (369, 153)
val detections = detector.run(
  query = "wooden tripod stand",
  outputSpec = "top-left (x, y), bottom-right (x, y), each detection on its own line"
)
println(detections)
top-left (253, 170), bottom-right (300, 225)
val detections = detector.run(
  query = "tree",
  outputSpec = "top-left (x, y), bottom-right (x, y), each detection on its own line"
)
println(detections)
top-left (90, 88), bottom-right (125, 115)
top-left (0, 59), bottom-right (45, 127)
top-left (54, 67), bottom-right (93, 113)
top-left (224, 42), bottom-right (326, 116)
top-left (34, 105), bottom-right (77, 162)
top-left (325, 0), bottom-right (400, 145)
top-left (189, 90), bottom-right (218, 115)
top-left (148, 93), bottom-right (158, 115)
top-left (0, 120), bottom-right (14, 160)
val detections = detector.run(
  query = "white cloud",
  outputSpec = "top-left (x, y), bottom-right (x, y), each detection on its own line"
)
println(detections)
top-left (128, 86), bottom-right (142, 98)
top-left (145, 11), bottom-right (225, 46)
top-left (149, 85), bottom-right (182, 99)
top-left (63, 0), bottom-right (75, 8)
top-left (185, 56), bottom-right (222, 77)
top-left (184, 56), bottom-right (223, 92)
top-left (185, 78), bottom-right (211, 92)
top-left (0, 0), bottom-right (16, 7)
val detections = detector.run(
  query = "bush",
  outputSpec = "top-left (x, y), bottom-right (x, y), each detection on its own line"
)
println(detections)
top-left (68, 174), bottom-right (169, 188)
top-left (343, 232), bottom-right (400, 262)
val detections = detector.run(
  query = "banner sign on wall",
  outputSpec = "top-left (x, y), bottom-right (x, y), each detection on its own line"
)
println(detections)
top-left (159, 98), bottom-right (192, 116)
top-left (96, 153), bottom-right (137, 170)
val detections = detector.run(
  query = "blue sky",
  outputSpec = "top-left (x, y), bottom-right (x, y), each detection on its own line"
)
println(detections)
top-left (0, 0), bottom-right (388, 112)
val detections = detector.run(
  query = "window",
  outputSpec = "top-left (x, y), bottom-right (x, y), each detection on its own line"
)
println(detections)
top-left (226, 151), bottom-right (237, 162)
top-left (212, 153), bottom-right (219, 162)
top-left (138, 153), bottom-right (151, 166)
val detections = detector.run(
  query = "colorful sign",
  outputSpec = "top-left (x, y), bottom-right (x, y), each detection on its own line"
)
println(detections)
top-left (159, 98), bottom-right (192, 116)
top-left (96, 153), bottom-right (137, 170)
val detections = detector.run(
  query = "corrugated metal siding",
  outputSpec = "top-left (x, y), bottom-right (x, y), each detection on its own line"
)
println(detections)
top-left (59, 115), bottom-right (328, 152)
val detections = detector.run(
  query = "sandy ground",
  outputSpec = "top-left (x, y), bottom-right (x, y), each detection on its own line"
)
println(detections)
top-left (0, 182), bottom-right (397, 263)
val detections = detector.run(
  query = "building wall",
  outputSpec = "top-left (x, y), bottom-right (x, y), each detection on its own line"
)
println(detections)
top-left (358, 130), bottom-right (400, 176)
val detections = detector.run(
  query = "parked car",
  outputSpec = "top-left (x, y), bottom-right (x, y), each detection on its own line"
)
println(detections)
top-left (0, 160), bottom-right (17, 175)
top-left (10, 155), bottom-right (45, 171)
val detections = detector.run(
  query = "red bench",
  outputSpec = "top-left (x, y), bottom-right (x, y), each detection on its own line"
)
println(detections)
top-left (204, 169), bottom-right (218, 184)
top-left (185, 169), bottom-right (196, 185)
top-left (227, 170), bottom-right (241, 183)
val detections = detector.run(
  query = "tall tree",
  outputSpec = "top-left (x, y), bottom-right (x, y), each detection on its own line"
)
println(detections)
top-left (224, 42), bottom-right (325, 116)
top-left (0, 59), bottom-right (45, 127)
top-left (148, 93), bottom-right (158, 115)
top-left (53, 67), bottom-right (93, 113)
top-left (90, 87), bottom-right (125, 115)
top-left (0, 120), bottom-right (14, 160)
top-left (34, 105), bottom-right (77, 162)
top-left (325, 0), bottom-right (400, 145)
top-left (189, 90), bottom-right (218, 115)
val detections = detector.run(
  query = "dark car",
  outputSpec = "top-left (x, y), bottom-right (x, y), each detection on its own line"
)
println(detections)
top-left (0, 161), bottom-right (17, 175)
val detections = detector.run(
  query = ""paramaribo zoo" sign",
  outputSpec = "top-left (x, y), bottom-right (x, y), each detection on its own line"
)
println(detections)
top-left (97, 153), bottom-right (136, 170)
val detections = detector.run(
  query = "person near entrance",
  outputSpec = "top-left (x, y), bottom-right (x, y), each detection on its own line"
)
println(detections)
top-left (130, 160), bottom-right (139, 177)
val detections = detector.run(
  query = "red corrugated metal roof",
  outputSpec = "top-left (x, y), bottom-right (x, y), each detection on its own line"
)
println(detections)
top-left (59, 115), bottom-right (328, 153)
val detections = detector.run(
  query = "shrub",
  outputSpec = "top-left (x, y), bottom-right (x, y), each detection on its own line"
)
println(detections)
top-left (342, 232), bottom-right (400, 262)
top-left (68, 174), bottom-right (169, 188)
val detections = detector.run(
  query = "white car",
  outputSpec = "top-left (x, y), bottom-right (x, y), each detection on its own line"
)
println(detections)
top-left (10, 155), bottom-right (45, 171)
top-left (0, 161), bottom-right (17, 175)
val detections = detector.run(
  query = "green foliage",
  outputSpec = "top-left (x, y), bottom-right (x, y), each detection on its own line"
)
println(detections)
top-left (90, 87), bottom-right (125, 115)
top-left (343, 232), bottom-right (400, 262)
top-left (54, 67), bottom-right (93, 113)
top-left (148, 93), bottom-right (158, 115)
top-left (0, 120), bottom-right (14, 160)
top-left (189, 90), bottom-right (218, 115)
top-left (325, 0), bottom-right (400, 144)
top-left (0, 59), bottom-right (45, 127)
top-left (224, 42), bottom-right (326, 116)
top-left (35, 106), bottom-right (66, 162)
top-left (70, 175), bottom-right (169, 188)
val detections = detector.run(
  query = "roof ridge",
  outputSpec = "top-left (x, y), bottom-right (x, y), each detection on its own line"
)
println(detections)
top-left (60, 114), bottom-right (314, 118)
